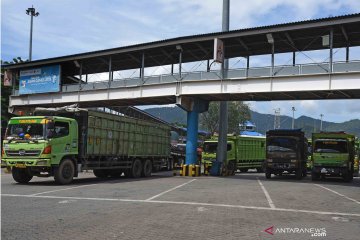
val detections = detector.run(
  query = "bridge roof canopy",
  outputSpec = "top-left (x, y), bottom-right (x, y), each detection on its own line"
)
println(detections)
top-left (3, 13), bottom-right (360, 77)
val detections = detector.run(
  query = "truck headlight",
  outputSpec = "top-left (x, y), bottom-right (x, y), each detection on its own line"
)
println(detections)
top-left (342, 163), bottom-right (348, 167)
top-left (290, 159), bottom-right (297, 163)
top-left (267, 159), bottom-right (273, 163)
top-left (37, 160), bottom-right (48, 166)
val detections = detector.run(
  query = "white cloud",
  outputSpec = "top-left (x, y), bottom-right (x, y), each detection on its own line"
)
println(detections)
top-left (1, 0), bottom-right (360, 122)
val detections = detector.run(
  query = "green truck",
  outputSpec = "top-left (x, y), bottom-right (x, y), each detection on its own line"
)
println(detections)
top-left (354, 138), bottom-right (359, 177)
top-left (311, 132), bottom-right (355, 182)
top-left (1, 108), bottom-right (171, 184)
top-left (202, 135), bottom-right (266, 173)
top-left (265, 129), bottom-right (308, 179)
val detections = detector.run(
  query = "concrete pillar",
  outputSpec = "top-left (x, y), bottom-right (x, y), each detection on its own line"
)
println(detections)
top-left (176, 96), bottom-right (209, 166)
top-left (185, 110), bottom-right (199, 165)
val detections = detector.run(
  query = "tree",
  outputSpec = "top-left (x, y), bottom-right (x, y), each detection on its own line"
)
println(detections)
top-left (200, 101), bottom-right (251, 135)
top-left (1, 57), bottom-right (27, 121)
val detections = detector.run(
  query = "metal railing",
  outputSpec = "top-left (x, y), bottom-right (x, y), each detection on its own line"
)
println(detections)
top-left (13, 60), bottom-right (360, 95)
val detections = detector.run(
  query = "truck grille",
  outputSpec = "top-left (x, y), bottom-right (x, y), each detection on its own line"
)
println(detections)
top-left (6, 150), bottom-right (41, 157)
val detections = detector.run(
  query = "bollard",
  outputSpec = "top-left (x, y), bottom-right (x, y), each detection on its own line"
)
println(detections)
top-left (179, 164), bottom-right (183, 176)
top-left (204, 163), bottom-right (208, 176)
top-left (182, 164), bottom-right (188, 176)
top-left (195, 165), bottom-right (200, 177)
top-left (191, 164), bottom-right (196, 177)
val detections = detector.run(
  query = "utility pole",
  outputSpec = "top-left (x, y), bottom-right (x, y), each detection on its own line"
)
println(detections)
top-left (320, 114), bottom-right (324, 131)
top-left (26, 6), bottom-right (39, 61)
top-left (273, 108), bottom-right (281, 129)
top-left (291, 107), bottom-right (296, 129)
top-left (216, 0), bottom-right (229, 164)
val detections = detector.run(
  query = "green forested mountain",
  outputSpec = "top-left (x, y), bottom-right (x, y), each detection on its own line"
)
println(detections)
top-left (143, 106), bottom-right (360, 138)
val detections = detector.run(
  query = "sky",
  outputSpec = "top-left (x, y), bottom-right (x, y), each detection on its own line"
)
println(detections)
top-left (1, 0), bottom-right (360, 123)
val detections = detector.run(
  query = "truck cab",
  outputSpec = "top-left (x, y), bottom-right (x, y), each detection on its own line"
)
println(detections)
top-left (2, 116), bottom-right (78, 184)
top-left (265, 129), bottom-right (308, 179)
top-left (202, 139), bottom-right (236, 174)
top-left (311, 132), bottom-right (355, 182)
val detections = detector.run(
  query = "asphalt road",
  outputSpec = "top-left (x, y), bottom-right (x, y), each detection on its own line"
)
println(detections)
top-left (1, 169), bottom-right (360, 240)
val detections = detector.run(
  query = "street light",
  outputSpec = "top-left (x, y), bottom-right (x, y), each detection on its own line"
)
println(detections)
top-left (320, 114), bottom-right (324, 131)
top-left (291, 107), bottom-right (296, 129)
top-left (26, 6), bottom-right (39, 61)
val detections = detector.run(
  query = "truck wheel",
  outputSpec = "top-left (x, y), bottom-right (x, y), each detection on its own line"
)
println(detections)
top-left (343, 171), bottom-right (353, 182)
top-left (109, 169), bottom-right (122, 178)
top-left (295, 168), bottom-right (303, 180)
top-left (240, 168), bottom-right (248, 173)
top-left (12, 167), bottom-right (33, 184)
top-left (256, 168), bottom-right (264, 173)
top-left (311, 172), bottom-right (320, 181)
top-left (131, 159), bottom-right (142, 178)
top-left (93, 169), bottom-right (109, 178)
top-left (167, 159), bottom-right (173, 171)
top-left (54, 159), bottom-right (75, 185)
top-left (142, 159), bottom-right (152, 177)
top-left (265, 170), bottom-right (271, 179)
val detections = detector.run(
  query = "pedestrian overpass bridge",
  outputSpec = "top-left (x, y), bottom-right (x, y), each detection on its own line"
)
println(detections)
top-left (9, 60), bottom-right (360, 109)
top-left (3, 13), bottom-right (360, 165)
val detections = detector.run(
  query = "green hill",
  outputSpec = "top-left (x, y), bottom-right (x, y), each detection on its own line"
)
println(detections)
top-left (143, 106), bottom-right (360, 138)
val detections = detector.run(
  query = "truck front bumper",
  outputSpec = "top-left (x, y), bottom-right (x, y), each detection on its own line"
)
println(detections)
top-left (2, 158), bottom-right (51, 168)
top-left (267, 162), bottom-right (297, 170)
top-left (312, 166), bottom-right (348, 175)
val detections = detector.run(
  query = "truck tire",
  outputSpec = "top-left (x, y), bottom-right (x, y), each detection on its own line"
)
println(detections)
top-left (311, 172), bottom-right (320, 181)
top-left (256, 168), bottom-right (264, 173)
top-left (93, 169), bottom-right (109, 178)
top-left (343, 169), bottom-right (353, 182)
top-left (142, 159), bottom-right (152, 177)
top-left (295, 168), bottom-right (303, 180)
top-left (240, 168), bottom-right (248, 173)
top-left (12, 167), bottom-right (33, 184)
top-left (167, 159), bottom-right (173, 171)
top-left (265, 169), bottom-right (271, 179)
top-left (109, 169), bottom-right (122, 178)
top-left (130, 159), bottom-right (142, 178)
top-left (54, 159), bottom-right (75, 185)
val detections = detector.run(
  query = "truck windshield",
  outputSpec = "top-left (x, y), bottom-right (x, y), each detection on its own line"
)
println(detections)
top-left (6, 123), bottom-right (45, 140)
top-left (314, 140), bottom-right (348, 153)
top-left (203, 142), bottom-right (231, 153)
top-left (267, 137), bottom-right (297, 152)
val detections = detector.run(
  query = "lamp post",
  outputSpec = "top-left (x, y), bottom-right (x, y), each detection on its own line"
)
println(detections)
top-left (320, 114), bottom-right (324, 131)
top-left (291, 107), bottom-right (296, 129)
top-left (26, 6), bottom-right (39, 61)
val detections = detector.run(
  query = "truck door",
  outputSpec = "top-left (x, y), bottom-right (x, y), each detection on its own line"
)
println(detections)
top-left (48, 120), bottom-right (76, 165)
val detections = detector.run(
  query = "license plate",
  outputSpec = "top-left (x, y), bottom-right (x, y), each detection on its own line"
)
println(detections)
top-left (15, 163), bottom-right (26, 168)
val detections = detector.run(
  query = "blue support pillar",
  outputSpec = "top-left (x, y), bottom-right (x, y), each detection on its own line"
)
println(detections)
top-left (176, 96), bottom-right (208, 168)
top-left (185, 110), bottom-right (198, 165)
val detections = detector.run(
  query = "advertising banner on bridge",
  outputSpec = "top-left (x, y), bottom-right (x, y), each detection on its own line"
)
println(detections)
top-left (19, 65), bottom-right (61, 95)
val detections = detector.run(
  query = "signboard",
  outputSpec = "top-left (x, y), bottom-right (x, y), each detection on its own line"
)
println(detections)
top-left (19, 65), bottom-right (61, 95)
top-left (214, 38), bottom-right (224, 63)
top-left (3, 70), bottom-right (13, 86)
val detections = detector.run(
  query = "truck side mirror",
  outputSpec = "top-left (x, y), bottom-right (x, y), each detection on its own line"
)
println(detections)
top-left (47, 122), bottom-right (55, 138)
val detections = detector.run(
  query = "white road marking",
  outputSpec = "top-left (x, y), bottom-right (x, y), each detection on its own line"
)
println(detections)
top-left (145, 179), bottom-right (197, 201)
top-left (58, 200), bottom-right (77, 204)
top-left (30, 183), bottom-right (100, 196)
top-left (257, 178), bottom-right (275, 209)
top-left (332, 216), bottom-right (349, 222)
top-left (3, 193), bottom-right (360, 217)
top-left (314, 184), bottom-right (360, 205)
top-left (197, 206), bottom-right (207, 212)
